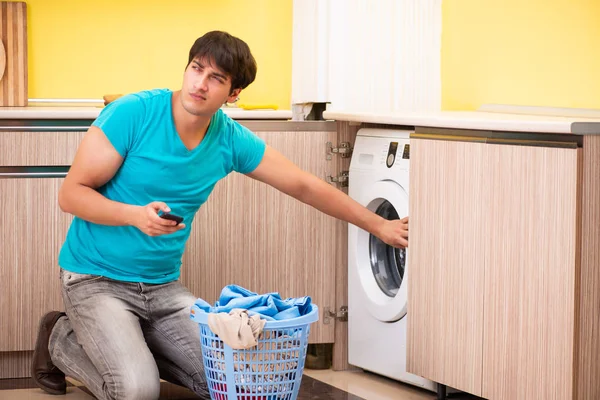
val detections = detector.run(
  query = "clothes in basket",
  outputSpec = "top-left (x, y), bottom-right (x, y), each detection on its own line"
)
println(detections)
top-left (208, 309), bottom-right (266, 349)
top-left (193, 284), bottom-right (312, 321)
top-left (191, 285), bottom-right (316, 397)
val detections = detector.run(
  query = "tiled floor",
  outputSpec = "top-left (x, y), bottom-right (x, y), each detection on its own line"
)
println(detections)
top-left (0, 369), bottom-right (483, 399)
top-left (304, 369), bottom-right (482, 400)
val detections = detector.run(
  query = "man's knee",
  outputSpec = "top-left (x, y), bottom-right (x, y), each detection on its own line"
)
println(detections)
top-left (105, 370), bottom-right (161, 400)
top-left (191, 376), bottom-right (210, 398)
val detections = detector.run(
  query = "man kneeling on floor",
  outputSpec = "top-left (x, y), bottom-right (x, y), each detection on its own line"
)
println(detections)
top-left (32, 30), bottom-right (409, 400)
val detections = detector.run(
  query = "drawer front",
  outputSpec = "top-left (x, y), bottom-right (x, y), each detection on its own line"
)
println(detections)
top-left (0, 131), bottom-right (85, 166)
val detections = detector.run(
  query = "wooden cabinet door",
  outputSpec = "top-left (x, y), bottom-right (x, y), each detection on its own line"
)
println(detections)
top-left (0, 178), bottom-right (70, 351)
top-left (181, 130), bottom-right (340, 343)
top-left (407, 138), bottom-right (487, 396)
top-left (483, 144), bottom-right (580, 400)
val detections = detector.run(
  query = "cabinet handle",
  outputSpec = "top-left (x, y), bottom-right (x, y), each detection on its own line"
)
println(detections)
top-left (0, 126), bottom-right (90, 131)
top-left (411, 131), bottom-right (580, 148)
top-left (0, 166), bottom-right (68, 178)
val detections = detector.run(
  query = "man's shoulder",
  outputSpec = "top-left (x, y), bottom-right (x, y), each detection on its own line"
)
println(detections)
top-left (116, 89), bottom-right (171, 108)
top-left (99, 89), bottom-right (171, 125)
top-left (131, 88), bottom-right (172, 101)
top-left (210, 109), bottom-right (237, 138)
top-left (218, 111), bottom-right (256, 136)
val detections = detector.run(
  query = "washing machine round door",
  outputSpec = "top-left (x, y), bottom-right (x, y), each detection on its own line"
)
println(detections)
top-left (355, 179), bottom-right (408, 322)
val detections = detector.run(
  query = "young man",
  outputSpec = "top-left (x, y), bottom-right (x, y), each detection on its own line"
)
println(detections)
top-left (32, 31), bottom-right (409, 399)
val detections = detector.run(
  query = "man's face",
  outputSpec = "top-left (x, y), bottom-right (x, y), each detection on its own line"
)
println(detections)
top-left (180, 57), bottom-right (240, 117)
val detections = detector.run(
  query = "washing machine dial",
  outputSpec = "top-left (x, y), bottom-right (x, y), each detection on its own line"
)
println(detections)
top-left (386, 141), bottom-right (398, 168)
top-left (387, 153), bottom-right (395, 167)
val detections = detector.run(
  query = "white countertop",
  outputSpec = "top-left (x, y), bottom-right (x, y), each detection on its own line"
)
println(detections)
top-left (0, 106), bottom-right (292, 120)
top-left (322, 110), bottom-right (600, 134)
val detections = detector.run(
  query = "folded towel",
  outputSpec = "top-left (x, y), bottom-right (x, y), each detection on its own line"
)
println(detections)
top-left (194, 285), bottom-right (312, 321)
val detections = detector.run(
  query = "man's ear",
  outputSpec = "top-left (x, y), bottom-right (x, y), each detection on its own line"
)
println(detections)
top-left (227, 88), bottom-right (242, 103)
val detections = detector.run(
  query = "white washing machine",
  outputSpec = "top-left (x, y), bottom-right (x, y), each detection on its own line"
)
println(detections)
top-left (348, 128), bottom-right (436, 391)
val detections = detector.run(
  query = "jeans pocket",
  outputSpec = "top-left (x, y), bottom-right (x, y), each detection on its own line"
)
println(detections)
top-left (62, 270), bottom-right (104, 290)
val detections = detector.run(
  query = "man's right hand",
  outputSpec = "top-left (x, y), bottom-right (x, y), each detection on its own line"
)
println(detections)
top-left (132, 202), bottom-right (186, 237)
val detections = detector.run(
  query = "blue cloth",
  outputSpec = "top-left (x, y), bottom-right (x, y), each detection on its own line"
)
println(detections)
top-left (58, 89), bottom-right (266, 283)
top-left (194, 285), bottom-right (312, 321)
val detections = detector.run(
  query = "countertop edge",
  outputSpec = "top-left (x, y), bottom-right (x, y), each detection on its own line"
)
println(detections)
top-left (323, 111), bottom-right (600, 135)
top-left (0, 108), bottom-right (292, 120)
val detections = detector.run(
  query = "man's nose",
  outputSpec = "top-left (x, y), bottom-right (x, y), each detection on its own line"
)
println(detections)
top-left (194, 75), bottom-right (209, 92)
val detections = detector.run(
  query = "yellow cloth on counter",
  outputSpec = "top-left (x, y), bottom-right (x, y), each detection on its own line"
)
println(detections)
top-left (237, 103), bottom-right (278, 110)
top-left (207, 309), bottom-right (266, 350)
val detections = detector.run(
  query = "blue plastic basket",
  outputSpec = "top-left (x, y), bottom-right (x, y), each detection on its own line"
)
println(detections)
top-left (190, 304), bottom-right (319, 400)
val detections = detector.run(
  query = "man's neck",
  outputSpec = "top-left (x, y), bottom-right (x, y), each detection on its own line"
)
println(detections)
top-left (171, 91), bottom-right (212, 149)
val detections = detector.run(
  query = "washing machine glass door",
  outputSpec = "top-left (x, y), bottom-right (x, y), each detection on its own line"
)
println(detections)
top-left (370, 201), bottom-right (406, 297)
top-left (356, 179), bottom-right (408, 322)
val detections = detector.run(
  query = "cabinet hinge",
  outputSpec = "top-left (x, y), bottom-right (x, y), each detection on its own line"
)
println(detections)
top-left (326, 142), bottom-right (353, 160)
top-left (323, 306), bottom-right (348, 324)
top-left (326, 171), bottom-right (349, 187)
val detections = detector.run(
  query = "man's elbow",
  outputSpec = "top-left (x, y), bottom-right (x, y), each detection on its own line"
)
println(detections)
top-left (292, 177), bottom-right (318, 204)
top-left (57, 183), bottom-right (72, 213)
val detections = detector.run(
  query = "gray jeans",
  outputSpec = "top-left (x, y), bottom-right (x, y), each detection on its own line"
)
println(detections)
top-left (49, 268), bottom-right (210, 400)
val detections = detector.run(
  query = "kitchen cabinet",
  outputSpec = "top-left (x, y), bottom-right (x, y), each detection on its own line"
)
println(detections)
top-left (482, 143), bottom-right (580, 399)
top-left (0, 178), bottom-right (70, 352)
top-left (0, 130), bottom-right (81, 355)
top-left (0, 121), bottom-right (349, 378)
top-left (407, 133), bottom-right (597, 400)
top-left (407, 139), bottom-right (487, 395)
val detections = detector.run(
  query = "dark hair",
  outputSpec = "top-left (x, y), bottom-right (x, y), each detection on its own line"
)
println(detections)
top-left (188, 31), bottom-right (257, 92)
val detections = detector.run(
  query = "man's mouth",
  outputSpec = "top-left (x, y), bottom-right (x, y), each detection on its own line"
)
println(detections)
top-left (190, 93), bottom-right (206, 101)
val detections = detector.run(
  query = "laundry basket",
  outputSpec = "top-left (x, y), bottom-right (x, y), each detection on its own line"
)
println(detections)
top-left (190, 304), bottom-right (319, 400)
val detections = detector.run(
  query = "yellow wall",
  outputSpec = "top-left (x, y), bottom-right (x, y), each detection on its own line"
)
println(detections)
top-left (23, 0), bottom-right (292, 109)
top-left (442, 0), bottom-right (600, 110)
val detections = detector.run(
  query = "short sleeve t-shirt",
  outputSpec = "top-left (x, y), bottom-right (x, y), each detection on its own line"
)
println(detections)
top-left (58, 89), bottom-right (266, 283)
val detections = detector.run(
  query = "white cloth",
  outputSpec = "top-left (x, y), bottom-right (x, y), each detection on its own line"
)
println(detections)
top-left (207, 308), bottom-right (266, 350)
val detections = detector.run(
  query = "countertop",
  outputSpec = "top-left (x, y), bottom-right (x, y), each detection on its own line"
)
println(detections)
top-left (322, 110), bottom-right (600, 134)
top-left (8, 105), bottom-right (600, 134)
top-left (0, 106), bottom-right (292, 120)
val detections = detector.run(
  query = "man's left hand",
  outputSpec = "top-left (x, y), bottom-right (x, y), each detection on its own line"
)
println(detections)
top-left (377, 216), bottom-right (409, 248)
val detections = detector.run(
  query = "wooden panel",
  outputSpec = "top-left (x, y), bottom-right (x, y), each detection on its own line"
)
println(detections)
top-left (0, 179), bottom-right (69, 351)
top-left (577, 135), bottom-right (600, 400)
top-left (332, 121), bottom-right (359, 371)
top-left (0, 351), bottom-right (32, 378)
top-left (407, 139), bottom-right (486, 395)
top-left (483, 145), bottom-right (580, 400)
top-left (0, 131), bottom-right (86, 166)
top-left (0, 2), bottom-right (27, 106)
top-left (180, 131), bottom-right (339, 343)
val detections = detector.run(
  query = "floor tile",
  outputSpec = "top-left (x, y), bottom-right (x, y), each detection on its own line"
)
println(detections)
top-left (304, 369), bottom-right (437, 400)
top-left (298, 375), bottom-right (364, 399)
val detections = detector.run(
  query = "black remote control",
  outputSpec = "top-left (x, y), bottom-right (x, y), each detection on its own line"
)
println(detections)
top-left (160, 212), bottom-right (183, 225)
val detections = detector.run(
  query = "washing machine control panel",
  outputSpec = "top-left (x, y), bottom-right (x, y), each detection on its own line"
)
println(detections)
top-left (350, 134), bottom-right (411, 172)
top-left (385, 141), bottom-right (409, 168)
top-left (402, 143), bottom-right (410, 160)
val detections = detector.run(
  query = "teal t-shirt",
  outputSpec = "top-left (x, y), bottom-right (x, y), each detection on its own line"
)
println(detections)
top-left (58, 89), bottom-right (266, 283)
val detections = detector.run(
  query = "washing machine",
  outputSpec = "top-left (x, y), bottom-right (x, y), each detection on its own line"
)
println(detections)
top-left (347, 128), bottom-right (436, 391)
